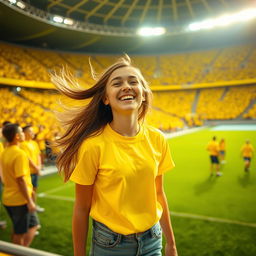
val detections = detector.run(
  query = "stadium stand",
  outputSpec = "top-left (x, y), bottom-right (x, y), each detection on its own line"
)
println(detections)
top-left (196, 85), bottom-right (256, 120)
top-left (1, 42), bottom-right (256, 86)
top-left (0, 43), bottom-right (49, 82)
top-left (0, 88), bottom-right (60, 144)
top-left (0, 41), bottom-right (256, 136)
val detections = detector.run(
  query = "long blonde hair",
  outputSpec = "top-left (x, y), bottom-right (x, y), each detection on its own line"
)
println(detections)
top-left (51, 55), bottom-right (152, 182)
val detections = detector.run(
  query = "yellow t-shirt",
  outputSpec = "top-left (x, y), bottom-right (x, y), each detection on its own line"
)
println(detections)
top-left (20, 140), bottom-right (40, 174)
top-left (0, 142), bottom-right (4, 156)
top-left (241, 144), bottom-right (254, 157)
top-left (219, 141), bottom-right (225, 151)
top-left (1, 145), bottom-right (32, 206)
top-left (36, 132), bottom-right (46, 151)
top-left (207, 141), bottom-right (219, 156)
top-left (0, 141), bottom-right (4, 181)
top-left (70, 124), bottom-right (175, 235)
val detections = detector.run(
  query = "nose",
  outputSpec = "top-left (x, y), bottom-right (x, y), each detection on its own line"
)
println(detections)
top-left (121, 81), bottom-right (131, 91)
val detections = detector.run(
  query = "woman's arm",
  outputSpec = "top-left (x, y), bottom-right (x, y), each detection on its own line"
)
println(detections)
top-left (156, 175), bottom-right (178, 256)
top-left (73, 183), bottom-right (94, 256)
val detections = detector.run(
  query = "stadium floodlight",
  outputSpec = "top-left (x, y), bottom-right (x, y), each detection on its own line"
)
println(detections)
top-left (137, 27), bottom-right (166, 36)
top-left (214, 15), bottom-right (234, 27)
top-left (187, 7), bottom-right (256, 32)
top-left (188, 22), bottom-right (201, 31)
top-left (16, 1), bottom-right (25, 9)
top-left (200, 19), bottom-right (215, 29)
top-left (64, 18), bottom-right (74, 25)
top-left (53, 16), bottom-right (63, 23)
top-left (233, 8), bottom-right (256, 22)
top-left (8, 0), bottom-right (16, 4)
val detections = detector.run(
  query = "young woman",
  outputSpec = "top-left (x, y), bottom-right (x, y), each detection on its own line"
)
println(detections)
top-left (52, 56), bottom-right (178, 256)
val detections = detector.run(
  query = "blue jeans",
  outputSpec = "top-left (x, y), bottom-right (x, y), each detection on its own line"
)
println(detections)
top-left (90, 220), bottom-right (162, 256)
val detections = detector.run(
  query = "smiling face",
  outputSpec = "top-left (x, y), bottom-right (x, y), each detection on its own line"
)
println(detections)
top-left (104, 66), bottom-right (146, 116)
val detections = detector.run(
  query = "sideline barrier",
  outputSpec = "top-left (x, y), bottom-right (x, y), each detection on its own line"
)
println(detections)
top-left (0, 241), bottom-right (62, 256)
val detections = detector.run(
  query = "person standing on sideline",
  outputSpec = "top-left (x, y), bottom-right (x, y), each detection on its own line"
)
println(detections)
top-left (0, 126), bottom-right (7, 229)
top-left (20, 125), bottom-right (44, 213)
top-left (52, 55), bottom-right (178, 256)
top-left (241, 140), bottom-right (254, 172)
top-left (206, 136), bottom-right (222, 176)
top-left (0, 124), bottom-right (39, 246)
top-left (219, 138), bottom-right (226, 164)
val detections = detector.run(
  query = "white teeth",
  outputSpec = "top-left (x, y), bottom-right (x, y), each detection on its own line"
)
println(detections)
top-left (120, 95), bottom-right (134, 101)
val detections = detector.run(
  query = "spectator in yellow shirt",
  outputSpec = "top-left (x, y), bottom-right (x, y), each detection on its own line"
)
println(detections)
top-left (1, 124), bottom-right (39, 246)
top-left (219, 138), bottom-right (226, 164)
top-left (241, 140), bottom-right (254, 172)
top-left (206, 136), bottom-right (222, 176)
top-left (20, 125), bottom-right (44, 213)
top-left (0, 126), bottom-right (7, 229)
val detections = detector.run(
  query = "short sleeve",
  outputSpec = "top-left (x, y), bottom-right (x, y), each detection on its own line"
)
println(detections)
top-left (158, 134), bottom-right (175, 176)
top-left (14, 151), bottom-right (30, 178)
top-left (70, 140), bottom-right (99, 185)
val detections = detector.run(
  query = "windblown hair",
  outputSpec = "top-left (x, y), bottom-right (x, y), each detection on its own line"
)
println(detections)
top-left (51, 55), bottom-right (152, 182)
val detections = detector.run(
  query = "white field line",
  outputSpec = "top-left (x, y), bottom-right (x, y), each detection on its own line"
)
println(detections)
top-left (39, 194), bottom-right (74, 202)
top-left (38, 193), bottom-right (256, 229)
top-left (164, 126), bottom-right (207, 139)
top-left (38, 183), bottom-right (73, 197)
top-left (171, 211), bottom-right (256, 228)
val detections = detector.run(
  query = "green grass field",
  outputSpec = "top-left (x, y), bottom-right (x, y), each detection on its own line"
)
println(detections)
top-left (0, 126), bottom-right (256, 256)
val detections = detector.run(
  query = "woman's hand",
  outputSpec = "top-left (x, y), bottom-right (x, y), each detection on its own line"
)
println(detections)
top-left (165, 243), bottom-right (178, 256)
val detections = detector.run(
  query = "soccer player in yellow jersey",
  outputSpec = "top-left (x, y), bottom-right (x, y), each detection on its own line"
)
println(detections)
top-left (241, 140), bottom-right (254, 172)
top-left (206, 136), bottom-right (222, 176)
top-left (219, 138), bottom-right (226, 164)
top-left (52, 55), bottom-right (178, 256)
top-left (1, 124), bottom-right (39, 246)
top-left (20, 125), bottom-right (44, 213)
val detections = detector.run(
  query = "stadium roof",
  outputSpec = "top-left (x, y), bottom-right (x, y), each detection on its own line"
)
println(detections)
top-left (0, 0), bottom-right (256, 54)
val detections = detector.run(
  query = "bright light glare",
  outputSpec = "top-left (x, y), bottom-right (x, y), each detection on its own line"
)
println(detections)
top-left (64, 18), bottom-right (74, 25)
top-left (16, 1), bottom-right (25, 9)
top-left (234, 8), bottom-right (256, 21)
top-left (200, 19), bottom-right (215, 29)
top-left (8, 0), bottom-right (16, 3)
top-left (137, 27), bottom-right (166, 36)
top-left (16, 87), bottom-right (21, 92)
top-left (188, 22), bottom-right (201, 31)
top-left (214, 15), bottom-right (233, 26)
top-left (53, 16), bottom-right (63, 23)
top-left (187, 8), bottom-right (256, 32)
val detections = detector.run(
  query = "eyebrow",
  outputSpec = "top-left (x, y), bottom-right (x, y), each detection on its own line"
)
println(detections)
top-left (110, 75), bottom-right (138, 83)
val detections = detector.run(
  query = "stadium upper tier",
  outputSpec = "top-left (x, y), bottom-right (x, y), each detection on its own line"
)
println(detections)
top-left (0, 43), bottom-right (256, 86)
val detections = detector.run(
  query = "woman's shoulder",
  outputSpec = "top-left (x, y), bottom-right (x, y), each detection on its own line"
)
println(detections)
top-left (78, 131), bottom-right (105, 152)
top-left (143, 124), bottom-right (166, 141)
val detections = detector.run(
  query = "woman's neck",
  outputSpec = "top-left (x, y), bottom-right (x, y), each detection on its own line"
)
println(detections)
top-left (110, 113), bottom-right (140, 137)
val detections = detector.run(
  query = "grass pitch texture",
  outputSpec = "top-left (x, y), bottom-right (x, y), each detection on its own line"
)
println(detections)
top-left (0, 128), bottom-right (255, 256)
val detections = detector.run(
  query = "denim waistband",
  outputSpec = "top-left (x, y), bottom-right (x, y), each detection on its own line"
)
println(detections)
top-left (92, 219), bottom-right (161, 238)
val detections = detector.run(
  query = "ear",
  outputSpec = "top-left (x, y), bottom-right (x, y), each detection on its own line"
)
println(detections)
top-left (15, 133), bottom-right (20, 142)
top-left (142, 92), bottom-right (146, 102)
top-left (103, 96), bottom-right (110, 105)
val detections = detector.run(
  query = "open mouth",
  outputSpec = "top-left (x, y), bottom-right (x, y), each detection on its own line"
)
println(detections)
top-left (119, 95), bottom-right (135, 101)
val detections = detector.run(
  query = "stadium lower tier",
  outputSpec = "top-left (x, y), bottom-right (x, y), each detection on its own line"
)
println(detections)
top-left (0, 84), bottom-right (255, 139)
